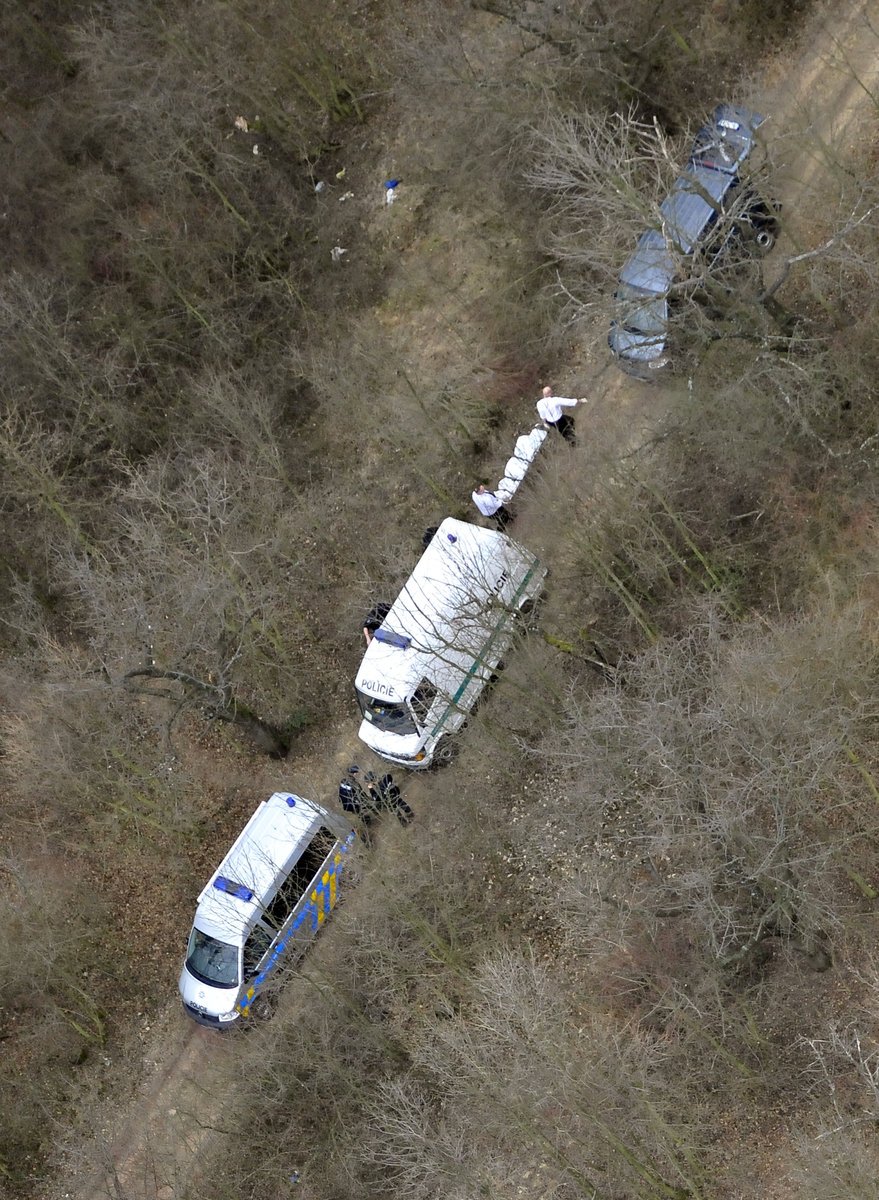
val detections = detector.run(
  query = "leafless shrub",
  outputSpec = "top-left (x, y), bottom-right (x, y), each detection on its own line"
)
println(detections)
top-left (786, 1019), bottom-right (879, 1199)
top-left (530, 105), bottom-right (687, 273)
top-left (522, 596), bottom-right (877, 964)
top-left (0, 857), bottom-right (107, 1181)
top-left (788, 1126), bottom-right (879, 1200)
top-left (0, 651), bottom-right (195, 836)
top-left (53, 445), bottom-right (341, 755)
top-left (385, 949), bottom-right (706, 1200)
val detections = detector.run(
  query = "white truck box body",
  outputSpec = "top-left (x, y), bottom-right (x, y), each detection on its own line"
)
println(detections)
top-left (355, 517), bottom-right (546, 768)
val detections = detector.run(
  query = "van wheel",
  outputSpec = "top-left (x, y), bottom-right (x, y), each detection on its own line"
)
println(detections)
top-left (517, 593), bottom-right (544, 631)
top-left (489, 660), bottom-right (506, 685)
top-left (756, 229), bottom-right (775, 252)
top-left (249, 992), bottom-right (276, 1022)
top-left (431, 736), bottom-right (458, 769)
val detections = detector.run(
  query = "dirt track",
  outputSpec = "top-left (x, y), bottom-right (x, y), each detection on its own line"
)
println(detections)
top-left (57, 2), bottom-right (879, 1197)
top-left (57, 721), bottom-right (431, 1200)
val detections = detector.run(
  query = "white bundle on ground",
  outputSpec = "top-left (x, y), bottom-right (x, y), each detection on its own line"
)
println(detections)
top-left (497, 425), bottom-right (547, 502)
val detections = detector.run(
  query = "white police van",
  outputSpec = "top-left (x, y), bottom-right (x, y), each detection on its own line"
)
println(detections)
top-left (354, 517), bottom-right (546, 768)
top-left (178, 792), bottom-right (355, 1028)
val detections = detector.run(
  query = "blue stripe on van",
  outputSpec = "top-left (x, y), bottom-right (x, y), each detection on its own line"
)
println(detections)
top-left (236, 831), bottom-right (355, 1017)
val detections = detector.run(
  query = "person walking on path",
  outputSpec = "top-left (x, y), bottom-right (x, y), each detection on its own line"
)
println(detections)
top-left (472, 483), bottom-right (512, 531)
top-left (536, 385), bottom-right (587, 445)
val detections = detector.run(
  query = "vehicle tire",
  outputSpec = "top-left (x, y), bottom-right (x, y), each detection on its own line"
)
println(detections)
top-left (489, 659), bottom-right (506, 685)
top-left (431, 735), bottom-right (459, 769)
top-left (756, 229), bottom-right (775, 252)
top-left (248, 991), bottom-right (276, 1022)
top-left (517, 592), bottom-right (545, 631)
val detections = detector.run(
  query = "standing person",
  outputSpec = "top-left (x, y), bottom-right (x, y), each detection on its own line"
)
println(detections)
top-left (363, 602), bottom-right (391, 647)
top-left (339, 765), bottom-right (368, 817)
top-left (471, 483), bottom-right (512, 531)
top-left (536, 385), bottom-right (587, 445)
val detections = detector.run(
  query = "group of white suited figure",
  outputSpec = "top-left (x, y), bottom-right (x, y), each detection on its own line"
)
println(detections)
top-left (471, 386), bottom-right (588, 529)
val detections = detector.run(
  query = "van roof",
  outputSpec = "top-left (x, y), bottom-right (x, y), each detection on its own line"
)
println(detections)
top-left (616, 103), bottom-right (764, 299)
top-left (660, 164), bottom-right (734, 254)
top-left (193, 793), bottom-right (331, 944)
top-left (622, 165), bottom-right (736, 290)
top-left (690, 104), bottom-right (764, 175)
top-left (619, 229), bottom-right (675, 296)
top-left (355, 517), bottom-right (536, 702)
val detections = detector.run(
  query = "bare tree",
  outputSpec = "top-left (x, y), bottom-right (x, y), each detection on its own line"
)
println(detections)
top-left (529, 101), bottom-right (879, 372)
top-left (0, 856), bottom-right (108, 1181)
top-left (521, 597), bottom-right (876, 967)
top-left (788, 1018), bottom-right (879, 1199)
top-left (56, 445), bottom-right (329, 757)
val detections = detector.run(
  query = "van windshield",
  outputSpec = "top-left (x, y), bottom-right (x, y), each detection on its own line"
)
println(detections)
top-left (357, 689), bottom-right (418, 736)
top-left (186, 928), bottom-right (239, 988)
top-left (615, 284), bottom-right (667, 335)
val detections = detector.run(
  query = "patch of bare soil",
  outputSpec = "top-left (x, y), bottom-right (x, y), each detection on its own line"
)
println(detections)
top-left (53, 3), bottom-right (879, 1198)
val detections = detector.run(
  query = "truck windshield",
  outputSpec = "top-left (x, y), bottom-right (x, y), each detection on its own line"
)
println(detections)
top-left (185, 927), bottom-right (239, 988)
top-left (357, 689), bottom-right (418, 736)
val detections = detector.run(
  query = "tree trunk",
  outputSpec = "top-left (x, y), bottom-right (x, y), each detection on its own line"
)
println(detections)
top-left (122, 666), bottom-right (290, 757)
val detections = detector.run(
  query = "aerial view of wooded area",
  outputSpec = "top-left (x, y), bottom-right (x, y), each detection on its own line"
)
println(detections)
top-left (2, 0), bottom-right (879, 1197)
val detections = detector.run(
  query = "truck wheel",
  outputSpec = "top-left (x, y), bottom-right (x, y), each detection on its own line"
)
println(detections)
top-left (431, 736), bottom-right (458, 769)
top-left (517, 593), bottom-right (545, 631)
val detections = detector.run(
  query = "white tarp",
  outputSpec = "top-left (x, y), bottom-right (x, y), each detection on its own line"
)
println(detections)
top-left (497, 425), bottom-right (547, 501)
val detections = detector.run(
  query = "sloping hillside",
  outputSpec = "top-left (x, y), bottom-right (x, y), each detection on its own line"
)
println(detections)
top-left (1, 2), bottom-right (878, 1199)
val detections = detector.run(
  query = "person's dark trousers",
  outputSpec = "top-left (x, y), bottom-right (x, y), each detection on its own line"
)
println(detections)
top-left (339, 779), bottom-right (362, 815)
top-left (494, 505), bottom-right (513, 532)
top-left (377, 775), bottom-right (414, 825)
top-left (553, 413), bottom-right (576, 444)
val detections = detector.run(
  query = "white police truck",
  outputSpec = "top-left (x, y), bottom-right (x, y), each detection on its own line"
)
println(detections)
top-left (354, 517), bottom-right (546, 768)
